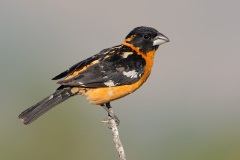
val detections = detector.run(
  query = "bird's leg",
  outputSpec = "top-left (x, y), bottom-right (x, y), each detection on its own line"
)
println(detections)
top-left (101, 102), bottom-right (120, 125)
top-left (106, 103), bottom-right (120, 125)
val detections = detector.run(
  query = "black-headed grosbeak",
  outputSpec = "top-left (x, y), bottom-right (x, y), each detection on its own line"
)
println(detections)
top-left (19, 26), bottom-right (169, 125)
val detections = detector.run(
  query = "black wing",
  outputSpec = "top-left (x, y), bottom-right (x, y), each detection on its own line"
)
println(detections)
top-left (57, 47), bottom-right (146, 88)
top-left (52, 47), bottom-right (118, 80)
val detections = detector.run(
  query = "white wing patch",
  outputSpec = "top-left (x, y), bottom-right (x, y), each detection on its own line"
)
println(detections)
top-left (104, 80), bottom-right (116, 87)
top-left (49, 95), bottom-right (53, 100)
top-left (123, 70), bottom-right (138, 78)
top-left (78, 81), bottom-right (86, 87)
top-left (121, 52), bottom-right (133, 58)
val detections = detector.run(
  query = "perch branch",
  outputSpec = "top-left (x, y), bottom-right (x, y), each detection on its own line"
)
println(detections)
top-left (102, 108), bottom-right (126, 160)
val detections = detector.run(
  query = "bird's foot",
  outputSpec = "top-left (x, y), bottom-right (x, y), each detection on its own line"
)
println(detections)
top-left (102, 113), bottom-right (120, 126)
top-left (101, 102), bottom-right (120, 126)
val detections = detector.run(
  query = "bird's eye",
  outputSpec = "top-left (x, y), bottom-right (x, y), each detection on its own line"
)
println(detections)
top-left (143, 34), bottom-right (151, 40)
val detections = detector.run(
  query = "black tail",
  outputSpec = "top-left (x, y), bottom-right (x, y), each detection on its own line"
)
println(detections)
top-left (18, 88), bottom-right (76, 125)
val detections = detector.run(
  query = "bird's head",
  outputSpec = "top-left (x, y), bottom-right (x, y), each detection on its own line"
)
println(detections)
top-left (123, 26), bottom-right (169, 54)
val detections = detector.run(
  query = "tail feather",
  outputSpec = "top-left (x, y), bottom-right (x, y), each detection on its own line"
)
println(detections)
top-left (18, 88), bottom-right (76, 125)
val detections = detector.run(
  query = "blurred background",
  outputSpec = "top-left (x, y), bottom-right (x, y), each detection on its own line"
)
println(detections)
top-left (1, 0), bottom-right (240, 159)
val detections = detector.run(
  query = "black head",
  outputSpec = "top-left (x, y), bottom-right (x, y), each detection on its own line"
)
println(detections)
top-left (124, 26), bottom-right (169, 54)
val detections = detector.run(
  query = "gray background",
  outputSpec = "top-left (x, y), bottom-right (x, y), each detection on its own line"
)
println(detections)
top-left (1, 0), bottom-right (240, 159)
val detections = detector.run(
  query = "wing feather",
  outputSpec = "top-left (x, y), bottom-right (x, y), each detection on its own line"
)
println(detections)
top-left (52, 47), bottom-right (118, 80)
top-left (57, 48), bottom-right (146, 88)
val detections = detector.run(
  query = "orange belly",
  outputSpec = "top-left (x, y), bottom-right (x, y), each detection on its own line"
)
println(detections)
top-left (83, 83), bottom-right (141, 105)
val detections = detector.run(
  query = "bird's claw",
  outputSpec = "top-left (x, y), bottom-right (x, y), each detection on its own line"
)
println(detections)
top-left (101, 114), bottom-right (120, 127)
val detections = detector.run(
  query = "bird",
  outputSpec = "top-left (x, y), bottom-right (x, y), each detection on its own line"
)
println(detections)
top-left (18, 26), bottom-right (169, 125)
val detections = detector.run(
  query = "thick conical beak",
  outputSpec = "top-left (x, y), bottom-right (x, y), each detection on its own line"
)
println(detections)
top-left (153, 33), bottom-right (169, 46)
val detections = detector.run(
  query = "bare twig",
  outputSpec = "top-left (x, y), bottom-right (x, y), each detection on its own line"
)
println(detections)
top-left (102, 108), bottom-right (126, 160)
